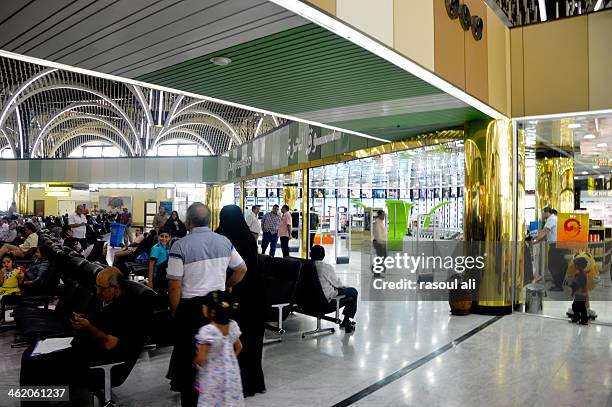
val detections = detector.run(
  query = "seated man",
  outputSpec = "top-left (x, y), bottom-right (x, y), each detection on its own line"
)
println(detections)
top-left (20, 267), bottom-right (146, 400)
top-left (0, 222), bottom-right (38, 258)
top-left (21, 245), bottom-right (54, 296)
top-left (0, 219), bottom-right (17, 245)
top-left (310, 245), bottom-right (358, 333)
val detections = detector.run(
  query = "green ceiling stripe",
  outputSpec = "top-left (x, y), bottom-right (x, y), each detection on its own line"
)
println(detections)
top-left (184, 63), bottom-right (434, 99)
top-left (140, 26), bottom-right (340, 82)
top-left (139, 24), bottom-right (327, 80)
top-left (147, 38), bottom-right (367, 88)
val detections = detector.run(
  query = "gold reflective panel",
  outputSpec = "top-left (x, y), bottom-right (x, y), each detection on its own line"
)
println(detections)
top-left (464, 119), bottom-right (515, 310)
top-left (536, 157), bottom-right (574, 214)
top-left (205, 184), bottom-right (222, 230)
top-left (17, 184), bottom-right (28, 214)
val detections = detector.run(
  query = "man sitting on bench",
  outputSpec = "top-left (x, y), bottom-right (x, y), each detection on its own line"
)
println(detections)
top-left (0, 222), bottom-right (38, 259)
top-left (310, 245), bottom-right (358, 333)
top-left (20, 267), bottom-right (145, 400)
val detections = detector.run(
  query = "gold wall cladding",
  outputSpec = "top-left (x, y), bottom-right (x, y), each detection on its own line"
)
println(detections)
top-left (536, 157), bottom-right (574, 215)
top-left (515, 128), bottom-right (526, 302)
top-left (17, 184), bottom-right (28, 214)
top-left (205, 184), bottom-right (222, 230)
top-left (464, 119), bottom-right (515, 307)
top-left (588, 9), bottom-right (612, 111)
top-left (520, 15), bottom-right (589, 116)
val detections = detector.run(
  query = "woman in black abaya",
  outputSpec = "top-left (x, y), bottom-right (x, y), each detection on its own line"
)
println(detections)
top-left (216, 204), bottom-right (266, 396)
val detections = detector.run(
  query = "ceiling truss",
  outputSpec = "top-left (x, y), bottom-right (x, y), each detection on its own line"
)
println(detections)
top-left (0, 56), bottom-right (287, 158)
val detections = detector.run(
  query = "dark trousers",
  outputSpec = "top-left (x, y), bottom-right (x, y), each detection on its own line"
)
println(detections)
top-left (337, 287), bottom-right (358, 319)
top-left (572, 300), bottom-right (588, 323)
top-left (261, 232), bottom-right (278, 257)
top-left (167, 297), bottom-right (208, 407)
top-left (280, 236), bottom-right (290, 257)
top-left (78, 238), bottom-right (88, 251)
top-left (309, 232), bottom-right (316, 249)
top-left (548, 244), bottom-right (567, 288)
top-left (372, 240), bottom-right (387, 273)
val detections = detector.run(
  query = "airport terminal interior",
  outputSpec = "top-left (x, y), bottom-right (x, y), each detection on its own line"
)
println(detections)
top-left (1, 1), bottom-right (612, 406)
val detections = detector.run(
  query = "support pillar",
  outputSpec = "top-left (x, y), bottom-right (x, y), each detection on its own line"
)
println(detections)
top-left (16, 183), bottom-right (28, 215)
top-left (205, 184), bottom-right (222, 230)
top-left (464, 119), bottom-right (521, 314)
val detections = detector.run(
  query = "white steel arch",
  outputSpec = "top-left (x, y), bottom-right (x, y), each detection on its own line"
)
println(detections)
top-left (15, 84), bottom-right (142, 154)
top-left (34, 114), bottom-right (136, 156)
top-left (32, 102), bottom-right (123, 156)
top-left (50, 130), bottom-right (130, 157)
top-left (0, 67), bottom-right (58, 154)
top-left (156, 129), bottom-right (214, 155)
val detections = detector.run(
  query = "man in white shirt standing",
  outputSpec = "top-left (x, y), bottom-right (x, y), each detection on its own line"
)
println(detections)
top-left (372, 210), bottom-right (387, 276)
top-left (536, 207), bottom-right (565, 291)
top-left (68, 205), bottom-right (88, 250)
top-left (244, 205), bottom-right (261, 243)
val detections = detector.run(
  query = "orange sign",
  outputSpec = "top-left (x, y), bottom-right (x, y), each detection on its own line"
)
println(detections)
top-left (557, 213), bottom-right (589, 249)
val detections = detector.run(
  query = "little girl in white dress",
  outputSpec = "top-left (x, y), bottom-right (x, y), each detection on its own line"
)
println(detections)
top-left (193, 291), bottom-right (244, 407)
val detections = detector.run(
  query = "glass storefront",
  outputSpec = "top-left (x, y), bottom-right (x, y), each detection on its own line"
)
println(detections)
top-left (308, 141), bottom-right (465, 265)
top-left (520, 113), bottom-right (612, 323)
top-left (243, 171), bottom-right (304, 256)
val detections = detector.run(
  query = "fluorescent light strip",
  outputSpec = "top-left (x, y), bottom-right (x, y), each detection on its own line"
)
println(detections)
top-left (515, 108), bottom-right (612, 121)
top-left (595, 0), bottom-right (604, 11)
top-left (0, 50), bottom-right (388, 144)
top-left (268, 0), bottom-right (505, 120)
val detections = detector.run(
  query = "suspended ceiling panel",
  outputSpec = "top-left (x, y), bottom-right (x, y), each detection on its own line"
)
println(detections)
top-left (0, 0), bottom-right (307, 78)
top-left (137, 23), bottom-right (488, 139)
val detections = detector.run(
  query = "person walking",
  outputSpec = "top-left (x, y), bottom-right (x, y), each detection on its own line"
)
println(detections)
top-left (244, 205), bottom-right (262, 244)
top-left (216, 205), bottom-right (266, 397)
top-left (119, 207), bottom-right (133, 245)
top-left (309, 207), bottom-right (319, 249)
top-left (260, 205), bottom-right (281, 257)
top-left (278, 205), bottom-right (292, 257)
top-left (165, 211), bottom-right (187, 238)
top-left (372, 210), bottom-right (387, 276)
top-left (68, 205), bottom-right (88, 250)
top-left (166, 203), bottom-right (247, 407)
top-left (535, 207), bottom-right (565, 291)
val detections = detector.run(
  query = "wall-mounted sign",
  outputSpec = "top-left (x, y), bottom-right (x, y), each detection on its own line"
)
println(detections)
top-left (557, 212), bottom-right (589, 249)
top-left (228, 156), bottom-right (252, 172)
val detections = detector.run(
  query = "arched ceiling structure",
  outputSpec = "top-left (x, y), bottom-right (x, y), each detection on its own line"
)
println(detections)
top-left (0, 56), bottom-right (287, 158)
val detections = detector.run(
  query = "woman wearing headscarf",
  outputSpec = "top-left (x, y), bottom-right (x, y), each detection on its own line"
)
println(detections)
top-left (215, 204), bottom-right (266, 397)
top-left (164, 211), bottom-right (187, 238)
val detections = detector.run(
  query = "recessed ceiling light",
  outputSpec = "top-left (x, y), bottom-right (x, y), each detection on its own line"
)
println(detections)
top-left (593, 165), bottom-right (600, 169)
top-left (568, 123), bottom-right (581, 129)
top-left (599, 175), bottom-right (605, 179)
top-left (597, 142), bottom-right (608, 148)
top-left (581, 171), bottom-right (588, 175)
top-left (584, 134), bottom-right (596, 139)
top-left (210, 56), bottom-right (232, 66)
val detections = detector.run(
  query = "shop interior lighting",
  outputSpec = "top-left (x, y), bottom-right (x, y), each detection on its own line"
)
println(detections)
top-left (584, 134), bottom-right (596, 139)
top-left (597, 143), bottom-right (608, 147)
top-left (568, 123), bottom-right (581, 129)
top-left (582, 171), bottom-right (589, 175)
top-left (516, 108), bottom-right (612, 122)
top-left (268, 0), bottom-right (505, 120)
top-left (593, 165), bottom-right (600, 169)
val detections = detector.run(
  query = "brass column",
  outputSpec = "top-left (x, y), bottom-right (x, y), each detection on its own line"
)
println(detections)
top-left (205, 184), bottom-right (222, 230)
top-left (16, 183), bottom-right (28, 214)
top-left (239, 180), bottom-right (245, 212)
top-left (464, 119), bottom-right (517, 314)
top-left (535, 117), bottom-right (575, 216)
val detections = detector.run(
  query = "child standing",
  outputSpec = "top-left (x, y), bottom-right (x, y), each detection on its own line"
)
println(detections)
top-left (148, 227), bottom-right (170, 290)
top-left (570, 257), bottom-right (589, 325)
top-left (193, 291), bottom-right (244, 407)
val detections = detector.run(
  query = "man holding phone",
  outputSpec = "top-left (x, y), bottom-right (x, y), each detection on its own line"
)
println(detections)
top-left (20, 267), bottom-right (145, 400)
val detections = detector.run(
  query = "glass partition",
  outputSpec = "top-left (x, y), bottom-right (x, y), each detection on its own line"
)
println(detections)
top-left (519, 113), bottom-right (612, 323)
